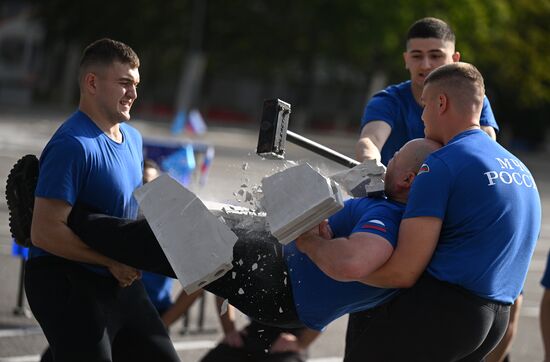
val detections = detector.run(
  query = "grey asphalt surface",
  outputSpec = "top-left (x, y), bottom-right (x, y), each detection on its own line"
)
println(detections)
top-left (0, 108), bottom-right (548, 361)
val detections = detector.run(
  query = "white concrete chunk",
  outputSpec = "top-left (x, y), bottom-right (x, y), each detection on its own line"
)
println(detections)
top-left (133, 174), bottom-right (238, 294)
top-left (330, 159), bottom-right (386, 197)
top-left (261, 163), bottom-right (344, 244)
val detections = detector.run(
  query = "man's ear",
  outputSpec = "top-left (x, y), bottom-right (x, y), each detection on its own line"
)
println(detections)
top-left (403, 171), bottom-right (416, 189)
top-left (438, 94), bottom-right (448, 115)
top-left (83, 72), bottom-right (98, 94)
top-left (452, 51), bottom-right (461, 62)
top-left (403, 52), bottom-right (409, 69)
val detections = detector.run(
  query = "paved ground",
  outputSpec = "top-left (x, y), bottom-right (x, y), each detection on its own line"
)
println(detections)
top-left (0, 108), bottom-right (548, 361)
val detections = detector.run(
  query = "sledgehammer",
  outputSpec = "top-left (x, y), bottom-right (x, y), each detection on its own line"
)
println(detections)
top-left (256, 99), bottom-right (360, 168)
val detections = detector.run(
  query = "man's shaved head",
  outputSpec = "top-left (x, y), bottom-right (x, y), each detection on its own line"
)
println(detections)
top-left (385, 138), bottom-right (442, 202)
top-left (399, 138), bottom-right (442, 173)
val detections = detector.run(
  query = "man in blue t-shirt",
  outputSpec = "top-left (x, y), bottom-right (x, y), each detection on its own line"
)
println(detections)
top-left (286, 138), bottom-right (439, 330)
top-left (23, 39), bottom-right (179, 362)
top-left (351, 17), bottom-right (515, 362)
top-left (355, 17), bottom-right (499, 165)
top-left (22, 139), bottom-right (439, 332)
top-left (342, 63), bottom-right (541, 361)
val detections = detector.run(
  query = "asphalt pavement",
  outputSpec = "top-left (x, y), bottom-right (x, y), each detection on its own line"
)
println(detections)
top-left (0, 108), bottom-right (548, 361)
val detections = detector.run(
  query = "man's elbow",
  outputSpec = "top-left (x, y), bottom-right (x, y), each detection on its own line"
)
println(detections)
top-left (30, 222), bottom-right (52, 249)
top-left (30, 226), bottom-right (45, 248)
top-left (365, 270), bottom-right (419, 288)
top-left (388, 271), bottom-right (419, 288)
top-left (392, 277), bottom-right (416, 288)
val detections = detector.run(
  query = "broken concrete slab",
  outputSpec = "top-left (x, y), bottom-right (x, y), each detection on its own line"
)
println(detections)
top-left (330, 159), bottom-right (386, 197)
top-left (261, 163), bottom-right (344, 245)
top-left (134, 174), bottom-right (238, 294)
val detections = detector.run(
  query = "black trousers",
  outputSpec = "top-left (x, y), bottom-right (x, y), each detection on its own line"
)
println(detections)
top-left (344, 309), bottom-right (377, 359)
top-left (25, 256), bottom-right (179, 362)
top-left (68, 206), bottom-right (303, 329)
top-left (200, 321), bottom-right (307, 362)
top-left (344, 273), bottom-right (510, 362)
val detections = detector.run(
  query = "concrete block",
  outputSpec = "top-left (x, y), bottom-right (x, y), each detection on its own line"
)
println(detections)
top-left (261, 163), bottom-right (344, 244)
top-left (134, 174), bottom-right (238, 294)
top-left (204, 201), bottom-right (266, 230)
top-left (330, 159), bottom-right (386, 197)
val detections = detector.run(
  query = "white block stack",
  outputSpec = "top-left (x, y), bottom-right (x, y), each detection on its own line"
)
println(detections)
top-left (261, 163), bottom-right (344, 245)
top-left (134, 174), bottom-right (238, 294)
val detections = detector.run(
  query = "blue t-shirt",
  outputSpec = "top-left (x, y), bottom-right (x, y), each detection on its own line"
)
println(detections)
top-left (283, 197), bottom-right (403, 330)
top-left (31, 110), bottom-right (143, 274)
top-left (404, 129), bottom-right (541, 304)
top-left (142, 272), bottom-right (174, 313)
top-left (361, 80), bottom-right (499, 165)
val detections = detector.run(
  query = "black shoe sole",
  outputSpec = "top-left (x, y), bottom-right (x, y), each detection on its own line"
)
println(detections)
top-left (6, 154), bottom-right (39, 247)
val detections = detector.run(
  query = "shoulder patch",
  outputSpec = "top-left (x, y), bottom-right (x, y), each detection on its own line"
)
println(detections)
top-left (361, 219), bottom-right (387, 233)
top-left (418, 163), bottom-right (430, 175)
top-left (367, 219), bottom-right (385, 226)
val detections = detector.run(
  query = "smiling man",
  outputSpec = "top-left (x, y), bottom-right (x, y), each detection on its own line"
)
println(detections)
top-left (355, 17), bottom-right (498, 164)
top-left (25, 39), bottom-right (179, 362)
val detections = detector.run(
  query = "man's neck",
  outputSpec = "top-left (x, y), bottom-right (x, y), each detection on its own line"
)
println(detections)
top-left (391, 194), bottom-right (408, 205)
top-left (442, 124), bottom-right (480, 145)
top-left (410, 82), bottom-right (423, 105)
top-left (387, 190), bottom-right (407, 205)
top-left (79, 103), bottom-right (122, 143)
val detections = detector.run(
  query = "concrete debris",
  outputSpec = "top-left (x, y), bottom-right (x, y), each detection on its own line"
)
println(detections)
top-left (220, 299), bottom-right (229, 316)
top-left (330, 159), bottom-right (386, 197)
top-left (133, 174), bottom-right (237, 294)
top-left (261, 163), bottom-right (344, 244)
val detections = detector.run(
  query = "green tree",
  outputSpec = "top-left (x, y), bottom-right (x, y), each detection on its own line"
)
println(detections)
top-left (31, 0), bottom-right (550, 143)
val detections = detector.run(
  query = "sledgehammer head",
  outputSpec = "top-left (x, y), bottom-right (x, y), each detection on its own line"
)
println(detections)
top-left (256, 99), bottom-right (291, 159)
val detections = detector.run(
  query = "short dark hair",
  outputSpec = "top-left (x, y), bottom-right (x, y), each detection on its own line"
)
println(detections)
top-left (425, 62), bottom-right (485, 107)
top-left (79, 38), bottom-right (139, 80)
top-left (406, 17), bottom-right (455, 44)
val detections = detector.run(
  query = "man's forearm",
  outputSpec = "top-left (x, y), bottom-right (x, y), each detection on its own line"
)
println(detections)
top-left (31, 197), bottom-right (122, 268)
top-left (297, 234), bottom-right (350, 281)
top-left (297, 232), bottom-right (392, 282)
top-left (355, 121), bottom-right (391, 162)
top-left (32, 219), bottom-right (119, 268)
top-left (216, 297), bottom-right (238, 335)
top-left (161, 289), bottom-right (204, 328)
top-left (355, 138), bottom-right (382, 162)
top-left (361, 217), bottom-right (441, 288)
top-left (296, 329), bottom-right (322, 349)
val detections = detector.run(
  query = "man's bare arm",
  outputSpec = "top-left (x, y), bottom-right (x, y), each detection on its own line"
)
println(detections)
top-left (161, 289), bottom-right (204, 328)
top-left (362, 216), bottom-right (442, 288)
top-left (31, 197), bottom-right (140, 285)
top-left (296, 222), bottom-right (394, 282)
top-left (270, 328), bottom-right (322, 354)
top-left (355, 121), bottom-right (392, 162)
top-left (215, 297), bottom-right (244, 347)
top-left (480, 125), bottom-right (497, 140)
